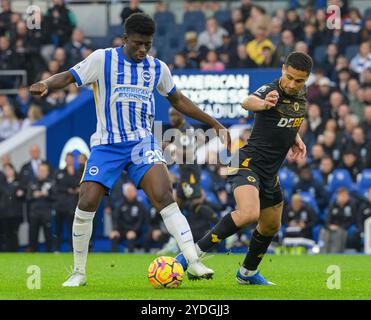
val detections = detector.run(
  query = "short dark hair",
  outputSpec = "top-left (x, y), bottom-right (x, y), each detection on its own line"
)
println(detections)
top-left (124, 13), bottom-right (156, 36)
top-left (284, 51), bottom-right (313, 75)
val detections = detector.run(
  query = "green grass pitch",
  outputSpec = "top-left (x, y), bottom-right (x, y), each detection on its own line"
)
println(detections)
top-left (0, 253), bottom-right (370, 300)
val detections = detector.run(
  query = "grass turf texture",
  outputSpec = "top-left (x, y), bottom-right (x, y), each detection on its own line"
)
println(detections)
top-left (0, 253), bottom-right (370, 300)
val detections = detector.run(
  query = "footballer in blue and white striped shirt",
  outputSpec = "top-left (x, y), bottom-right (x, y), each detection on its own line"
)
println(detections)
top-left (30, 13), bottom-right (230, 287)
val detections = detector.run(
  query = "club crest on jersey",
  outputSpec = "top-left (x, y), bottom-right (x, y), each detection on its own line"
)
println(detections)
top-left (293, 102), bottom-right (300, 111)
top-left (89, 166), bottom-right (99, 176)
top-left (141, 70), bottom-right (152, 82)
top-left (277, 117), bottom-right (304, 128)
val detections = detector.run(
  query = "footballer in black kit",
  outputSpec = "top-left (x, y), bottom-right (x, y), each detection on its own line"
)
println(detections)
top-left (176, 52), bottom-right (313, 285)
top-left (228, 77), bottom-right (308, 209)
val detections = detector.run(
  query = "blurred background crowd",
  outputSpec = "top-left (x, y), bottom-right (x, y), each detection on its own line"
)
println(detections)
top-left (0, 0), bottom-right (371, 254)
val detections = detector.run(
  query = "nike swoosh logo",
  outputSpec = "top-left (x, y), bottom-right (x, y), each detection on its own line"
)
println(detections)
top-left (73, 233), bottom-right (85, 237)
top-left (181, 230), bottom-right (190, 236)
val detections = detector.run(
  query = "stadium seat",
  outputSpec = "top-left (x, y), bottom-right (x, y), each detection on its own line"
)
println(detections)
top-left (313, 45), bottom-right (327, 65)
top-left (278, 168), bottom-right (296, 201)
top-left (345, 45), bottom-right (359, 61)
top-left (88, 37), bottom-right (111, 50)
top-left (298, 191), bottom-right (320, 216)
top-left (137, 190), bottom-right (151, 210)
top-left (154, 11), bottom-right (176, 27)
top-left (357, 169), bottom-right (371, 195)
top-left (168, 165), bottom-right (180, 179)
top-left (165, 25), bottom-right (185, 51)
top-left (108, 25), bottom-right (123, 38)
top-left (183, 11), bottom-right (206, 33)
top-left (327, 169), bottom-right (354, 194)
top-left (364, 7), bottom-right (371, 18)
top-left (204, 190), bottom-right (218, 204)
top-left (200, 170), bottom-right (213, 191)
top-left (311, 169), bottom-right (324, 185)
top-left (214, 10), bottom-right (231, 25)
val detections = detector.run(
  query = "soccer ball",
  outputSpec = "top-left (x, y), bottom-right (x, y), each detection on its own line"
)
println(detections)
top-left (147, 256), bottom-right (184, 289)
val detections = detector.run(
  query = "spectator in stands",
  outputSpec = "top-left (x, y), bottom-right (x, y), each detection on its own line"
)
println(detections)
top-left (282, 8), bottom-right (304, 40)
top-left (350, 41), bottom-right (371, 75)
top-left (329, 90), bottom-right (345, 121)
top-left (112, 37), bottom-right (123, 48)
top-left (282, 194), bottom-right (317, 239)
top-left (322, 44), bottom-right (338, 80)
top-left (259, 46), bottom-right (275, 68)
top-left (273, 29), bottom-right (295, 67)
top-left (246, 25), bottom-right (274, 66)
top-left (54, 153), bottom-right (80, 251)
top-left (46, 0), bottom-right (75, 46)
top-left (54, 47), bottom-right (69, 71)
top-left (239, 0), bottom-right (253, 21)
top-left (353, 188), bottom-right (371, 251)
top-left (172, 52), bottom-right (196, 70)
top-left (198, 17), bottom-right (228, 51)
top-left (339, 148), bottom-right (362, 182)
top-left (120, 0), bottom-right (143, 26)
top-left (13, 86), bottom-right (34, 119)
top-left (182, 31), bottom-right (206, 68)
top-left (345, 126), bottom-right (370, 166)
top-left (360, 105), bottom-right (371, 141)
top-left (342, 8), bottom-right (362, 47)
top-left (64, 28), bottom-right (87, 68)
top-left (21, 104), bottom-right (43, 130)
top-left (294, 164), bottom-right (329, 212)
top-left (307, 103), bottom-right (325, 139)
top-left (0, 36), bottom-right (18, 88)
top-left (0, 103), bottom-right (20, 142)
top-left (19, 144), bottom-right (48, 185)
top-left (302, 23), bottom-right (316, 55)
top-left (310, 143), bottom-right (325, 169)
top-left (319, 130), bottom-right (341, 165)
top-left (143, 207), bottom-right (169, 253)
top-left (216, 34), bottom-right (235, 68)
top-left (0, 163), bottom-right (24, 251)
top-left (200, 50), bottom-right (224, 71)
top-left (27, 163), bottom-right (54, 252)
top-left (223, 8), bottom-right (243, 36)
top-left (294, 41), bottom-right (309, 54)
top-left (65, 83), bottom-right (79, 104)
top-left (268, 17), bottom-right (282, 47)
top-left (230, 21), bottom-right (252, 51)
top-left (319, 155), bottom-right (334, 184)
top-left (347, 78), bottom-right (364, 119)
top-left (319, 187), bottom-right (356, 253)
top-left (311, 77), bottom-right (333, 121)
top-left (336, 67), bottom-right (351, 94)
top-left (0, 0), bottom-right (13, 36)
top-left (47, 59), bottom-right (61, 75)
top-left (360, 16), bottom-right (371, 42)
top-left (298, 119), bottom-right (316, 154)
top-left (110, 183), bottom-right (146, 253)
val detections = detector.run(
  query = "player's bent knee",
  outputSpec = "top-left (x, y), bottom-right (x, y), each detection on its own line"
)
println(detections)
top-left (78, 196), bottom-right (99, 212)
top-left (260, 223), bottom-right (281, 236)
top-left (238, 206), bottom-right (259, 224)
top-left (152, 189), bottom-right (174, 211)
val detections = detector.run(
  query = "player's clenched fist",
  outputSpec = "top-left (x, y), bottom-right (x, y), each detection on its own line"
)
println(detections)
top-left (30, 81), bottom-right (49, 97)
top-left (263, 90), bottom-right (279, 110)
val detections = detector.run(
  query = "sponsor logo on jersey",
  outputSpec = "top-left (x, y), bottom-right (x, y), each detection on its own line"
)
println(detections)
top-left (277, 117), bottom-right (304, 128)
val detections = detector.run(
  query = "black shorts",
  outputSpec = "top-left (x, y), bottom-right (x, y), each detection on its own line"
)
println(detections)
top-left (227, 167), bottom-right (283, 210)
top-left (176, 182), bottom-right (202, 200)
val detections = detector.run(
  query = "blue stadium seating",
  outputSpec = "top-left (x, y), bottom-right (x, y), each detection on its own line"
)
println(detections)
top-left (168, 165), bottom-right (180, 179)
top-left (154, 11), bottom-right (176, 27)
top-left (357, 169), bottom-right (371, 195)
top-left (364, 7), bottom-right (371, 18)
top-left (327, 169), bottom-right (354, 194)
top-left (214, 10), bottom-right (231, 25)
top-left (205, 190), bottom-right (218, 204)
top-left (298, 191), bottom-right (320, 216)
top-left (137, 189), bottom-right (151, 210)
top-left (345, 45), bottom-right (359, 61)
top-left (183, 11), bottom-right (206, 33)
top-left (278, 168), bottom-right (296, 201)
top-left (201, 169), bottom-right (213, 191)
top-left (313, 45), bottom-right (327, 65)
top-left (311, 169), bottom-right (324, 185)
top-left (108, 25), bottom-right (123, 38)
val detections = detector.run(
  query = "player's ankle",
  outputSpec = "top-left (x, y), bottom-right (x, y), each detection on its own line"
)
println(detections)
top-left (195, 243), bottom-right (204, 257)
top-left (240, 265), bottom-right (258, 277)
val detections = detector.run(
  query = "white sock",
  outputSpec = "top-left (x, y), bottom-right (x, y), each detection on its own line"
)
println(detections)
top-left (160, 202), bottom-right (198, 263)
top-left (195, 243), bottom-right (204, 257)
top-left (72, 207), bottom-right (95, 274)
top-left (240, 265), bottom-right (258, 277)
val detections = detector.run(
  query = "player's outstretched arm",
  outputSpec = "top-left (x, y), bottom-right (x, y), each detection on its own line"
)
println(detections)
top-left (241, 90), bottom-right (279, 112)
top-left (167, 89), bottom-right (231, 150)
top-left (30, 71), bottom-right (76, 97)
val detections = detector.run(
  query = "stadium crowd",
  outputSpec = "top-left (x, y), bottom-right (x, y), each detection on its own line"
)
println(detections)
top-left (0, 0), bottom-right (371, 253)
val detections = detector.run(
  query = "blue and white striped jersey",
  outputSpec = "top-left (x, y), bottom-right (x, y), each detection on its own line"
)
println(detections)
top-left (69, 47), bottom-right (176, 147)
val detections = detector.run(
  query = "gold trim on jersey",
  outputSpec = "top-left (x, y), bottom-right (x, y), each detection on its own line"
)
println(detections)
top-left (80, 161), bottom-right (87, 184)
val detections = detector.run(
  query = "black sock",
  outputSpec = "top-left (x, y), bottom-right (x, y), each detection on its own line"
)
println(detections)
top-left (243, 229), bottom-right (273, 271)
top-left (197, 213), bottom-right (239, 252)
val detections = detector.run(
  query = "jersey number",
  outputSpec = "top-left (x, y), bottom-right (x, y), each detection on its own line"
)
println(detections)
top-left (145, 150), bottom-right (165, 163)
